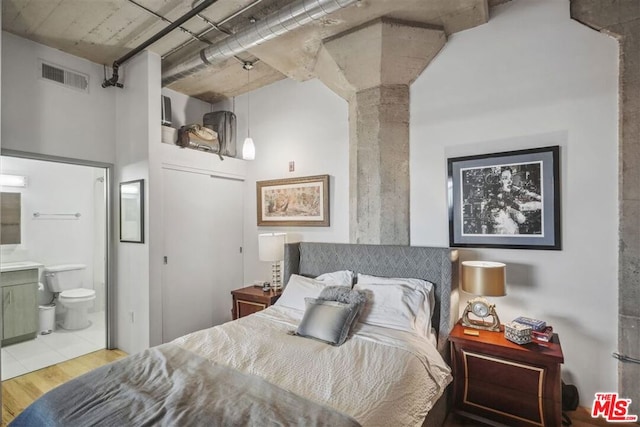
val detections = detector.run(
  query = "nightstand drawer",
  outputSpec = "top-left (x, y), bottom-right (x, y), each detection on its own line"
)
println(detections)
top-left (231, 286), bottom-right (282, 320)
top-left (465, 380), bottom-right (545, 425)
top-left (464, 350), bottom-right (543, 396)
top-left (236, 299), bottom-right (268, 318)
top-left (449, 323), bottom-right (564, 427)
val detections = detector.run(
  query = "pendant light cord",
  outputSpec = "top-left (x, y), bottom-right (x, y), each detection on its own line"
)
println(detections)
top-left (241, 61), bottom-right (256, 160)
top-left (244, 62), bottom-right (253, 139)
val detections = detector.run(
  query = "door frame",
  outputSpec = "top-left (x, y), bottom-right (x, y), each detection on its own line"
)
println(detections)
top-left (0, 148), bottom-right (116, 349)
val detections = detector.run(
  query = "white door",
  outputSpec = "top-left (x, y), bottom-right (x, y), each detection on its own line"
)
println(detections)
top-left (208, 174), bottom-right (244, 326)
top-left (161, 167), bottom-right (243, 343)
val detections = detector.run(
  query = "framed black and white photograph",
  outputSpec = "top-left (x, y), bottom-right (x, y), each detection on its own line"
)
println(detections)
top-left (448, 146), bottom-right (561, 250)
top-left (120, 179), bottom-right (144, 243)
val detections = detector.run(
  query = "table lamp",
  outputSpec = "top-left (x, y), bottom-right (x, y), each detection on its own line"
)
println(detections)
top-left (461, 261), bottom-right (506, 331)
top-left (258, 233), bottom-right (286, 289)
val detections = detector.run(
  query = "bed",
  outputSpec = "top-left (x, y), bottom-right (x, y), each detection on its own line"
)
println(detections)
top-left (11, 242), bottom-right (459, 427)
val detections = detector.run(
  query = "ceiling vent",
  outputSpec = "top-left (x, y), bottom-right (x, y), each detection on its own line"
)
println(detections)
top-left (39, 60), bottom-right (89, 93)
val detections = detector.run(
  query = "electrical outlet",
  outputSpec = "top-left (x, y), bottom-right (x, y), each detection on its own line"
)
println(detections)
top-left (289, 161), bottom-right (295, 172)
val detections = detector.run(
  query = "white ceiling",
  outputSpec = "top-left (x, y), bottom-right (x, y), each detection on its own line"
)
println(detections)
top-left (2, 0), bottom-right (493, 103)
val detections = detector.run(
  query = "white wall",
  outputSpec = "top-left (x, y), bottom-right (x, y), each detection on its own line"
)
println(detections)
top-left (411, 0), bottom-right (618, 404)
top-left (161, 87), bottom-right (212, 129)
top-left (1, 32), bottom-right (115, 164)
top-left (114, 51), bottom-right (159, 354)
top-left (226, 78), bottom-right (350, 283)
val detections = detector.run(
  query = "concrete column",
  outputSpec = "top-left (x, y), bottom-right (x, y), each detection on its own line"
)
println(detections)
top-left (350, 84), bottom-right (410, 244)
top-left (316, 18), bottom-right (446, 244)
top-left (571, 0), bottom-right (640, 408)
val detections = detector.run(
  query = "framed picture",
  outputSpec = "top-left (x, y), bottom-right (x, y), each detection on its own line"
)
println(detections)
top-left (257, 175), bottom-right (330, 226)
top-left (120, 179), bottom-right (144, 243)
top-left (448, 146), bottom-right (561, 250)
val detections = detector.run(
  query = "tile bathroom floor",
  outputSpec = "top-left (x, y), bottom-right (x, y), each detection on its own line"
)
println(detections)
top-left (1, 311), bottom-right (106, 380)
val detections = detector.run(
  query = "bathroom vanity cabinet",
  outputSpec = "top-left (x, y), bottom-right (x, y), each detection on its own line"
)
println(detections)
top-left (1, 268), bottom-right (39, 346)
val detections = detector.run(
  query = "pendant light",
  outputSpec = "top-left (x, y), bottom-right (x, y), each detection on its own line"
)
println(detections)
top-left (242, 62), bottom-right (256, 160)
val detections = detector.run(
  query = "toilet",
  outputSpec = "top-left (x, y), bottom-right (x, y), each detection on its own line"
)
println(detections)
top-left (44, 264), bottom-right (96, 330)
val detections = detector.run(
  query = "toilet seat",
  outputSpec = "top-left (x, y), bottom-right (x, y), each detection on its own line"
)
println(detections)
top-left (60, 288), bottom-right (95, 299)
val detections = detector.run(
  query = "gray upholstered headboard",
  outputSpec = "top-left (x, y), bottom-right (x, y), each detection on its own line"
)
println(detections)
top-left (283, 242), bottom-right (459, 355)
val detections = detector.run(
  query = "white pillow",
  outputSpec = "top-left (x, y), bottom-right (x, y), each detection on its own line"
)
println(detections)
top-left (354, 274), bottom-right (435, 338)
top-left (275, 274), bottom-right (350, 312)
top-left (315, 270), bottom-right (354, 287)
top-left (356, 274), bottom-right (435, 312)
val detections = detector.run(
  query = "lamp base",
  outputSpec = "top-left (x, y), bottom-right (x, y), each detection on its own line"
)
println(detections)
top-left (271, 262), bottom-right (282, 290)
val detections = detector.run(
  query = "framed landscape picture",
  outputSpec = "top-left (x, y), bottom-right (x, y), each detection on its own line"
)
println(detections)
top-left (257, 174), bottom-right (330, 227)
top-left (448, 146), bottom-right (561, 250)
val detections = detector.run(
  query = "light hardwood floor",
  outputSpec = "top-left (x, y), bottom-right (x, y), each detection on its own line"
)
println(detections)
top-left (444, 407), bottom-right (639, 427)
top-left (2, 348), bottom-right (127, 425)
top-left (3, 351), bottom-right (637, 427)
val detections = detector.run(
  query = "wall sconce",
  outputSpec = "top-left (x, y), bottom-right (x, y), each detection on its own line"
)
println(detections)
top-left (0, 174), bottom-right (27, 187)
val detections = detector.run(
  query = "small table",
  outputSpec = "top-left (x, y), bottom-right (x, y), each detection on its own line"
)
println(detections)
top-left (449, 322), bottom-right (564, 427)
top-left (231, 285), bottom-right (282, 320)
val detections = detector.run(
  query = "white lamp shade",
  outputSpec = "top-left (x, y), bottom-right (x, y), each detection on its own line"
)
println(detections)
top-left (258, 233), bottom-right (286, 262)
top-left (242, 137), bottom-right (255, 160)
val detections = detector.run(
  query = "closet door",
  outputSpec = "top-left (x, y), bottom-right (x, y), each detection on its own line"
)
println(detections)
top-left (161, 168), bottom-right (243, 343)
top-left (208, 176), bottom-right (244, 327)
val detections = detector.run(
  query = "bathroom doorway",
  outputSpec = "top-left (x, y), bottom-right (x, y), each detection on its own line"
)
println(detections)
top-left (0, 153), bottom-right (112, 379)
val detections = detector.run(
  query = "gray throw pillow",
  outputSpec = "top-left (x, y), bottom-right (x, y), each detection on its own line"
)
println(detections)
top-left (296, 298), bottom-right (360, 346)
top-left (295, 287), bottom-right (367, 346)
top-left (318, 285), bottom-right (368, 321)
top-left (318, 285), bottom-right (367, 306)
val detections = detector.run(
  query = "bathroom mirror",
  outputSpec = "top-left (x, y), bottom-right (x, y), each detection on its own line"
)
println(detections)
top-left (1, 192), bottom-right (21, 245)
top-left (119, 179), bottom-right (144, 243)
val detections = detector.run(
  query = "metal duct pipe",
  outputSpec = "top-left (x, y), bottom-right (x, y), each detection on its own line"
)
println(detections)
top-left (162, 0), bottom-right (359, 86)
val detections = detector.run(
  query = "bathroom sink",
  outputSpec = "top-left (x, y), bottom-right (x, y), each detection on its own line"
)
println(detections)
top-left (0, 261), bottom-right (44, 272)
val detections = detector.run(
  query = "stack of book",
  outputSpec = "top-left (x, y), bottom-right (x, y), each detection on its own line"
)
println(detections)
top-left (531, 326), bottom-right (554, 342)
top-left (513, 316), bottom-right (553, 343)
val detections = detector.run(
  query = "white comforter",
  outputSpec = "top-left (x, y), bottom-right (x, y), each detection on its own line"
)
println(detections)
top-left (173, 306), bottom-right (452, 427)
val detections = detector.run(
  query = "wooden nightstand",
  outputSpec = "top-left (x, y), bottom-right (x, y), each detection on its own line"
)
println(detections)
top-left (231, 286), bottom-right (282, 319)
top-left (449, 322), bottom-right (564, 427)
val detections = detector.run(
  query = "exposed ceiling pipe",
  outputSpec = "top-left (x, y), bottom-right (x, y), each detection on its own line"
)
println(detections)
top-left (127, 0), bottom-right (211, 46)
top-left (161, 0), bottom-right (359, 87)
top-left (102, 0), bottom-right (220, 88)
top-left (161, 0), bottom-right (266, 60)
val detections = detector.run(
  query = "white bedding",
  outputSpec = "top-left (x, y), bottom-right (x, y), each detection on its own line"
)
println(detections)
top-left (173, 306), bottom-right (452, 427)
